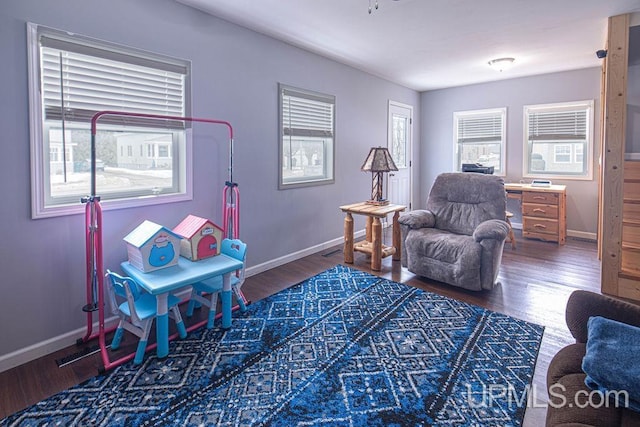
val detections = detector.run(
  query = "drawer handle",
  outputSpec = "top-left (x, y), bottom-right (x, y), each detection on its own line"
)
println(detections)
top-left (534, 224), bottom-right (547, 229)
top-left (533, 208), bottom-right (546, 213)
top-left (533, 196), bottom-right (546, 200)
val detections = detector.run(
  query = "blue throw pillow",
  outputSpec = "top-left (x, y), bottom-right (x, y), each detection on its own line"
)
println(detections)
top-left (582, 316), bottom-right (640, 412)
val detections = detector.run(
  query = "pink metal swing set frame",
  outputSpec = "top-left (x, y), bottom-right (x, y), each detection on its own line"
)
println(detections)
top-left (78, 110), bottom-right (244, 371)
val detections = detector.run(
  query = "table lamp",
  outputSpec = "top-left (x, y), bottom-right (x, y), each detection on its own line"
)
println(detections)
top-left (361, 146), bottom-right (398, 205)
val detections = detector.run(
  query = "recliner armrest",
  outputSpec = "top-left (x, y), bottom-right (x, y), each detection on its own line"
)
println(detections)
top-left (472, 219), bottom-right (509, 242)
top-left (398, 210), bottom-right (436, 229)
top-left (566, 290), bottom-right (640, 343)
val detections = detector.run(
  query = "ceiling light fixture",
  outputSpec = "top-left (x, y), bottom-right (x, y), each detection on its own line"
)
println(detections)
top-left (368, 0), bottom-right (400, 14)
top-left (488, 57), bottom-right (515, 72)
top-left (368, 0), bottom-right (379, 14)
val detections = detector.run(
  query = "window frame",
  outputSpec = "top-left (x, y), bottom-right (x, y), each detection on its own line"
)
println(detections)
top-left (522, 100), bottom-right (594, 180)
top-left (278, 83), bottom-right (335, 190)
top-left (453, 107), bottom-right (507, 176)
top-left (27, 23), bottom-right (193, 219)
top-left (574, 145), bottom-right (584, 164)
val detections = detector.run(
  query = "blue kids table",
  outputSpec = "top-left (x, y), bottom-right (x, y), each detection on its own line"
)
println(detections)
top-left (121, 254), bottom-right (244, 358)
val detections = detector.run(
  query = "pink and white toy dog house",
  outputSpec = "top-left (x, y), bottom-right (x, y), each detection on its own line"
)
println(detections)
top-left (123, 220), bottom-right (182, 272)
top-left (173, 214), bottom-right (224, 261)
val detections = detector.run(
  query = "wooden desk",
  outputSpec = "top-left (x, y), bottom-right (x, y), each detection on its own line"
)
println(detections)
top-left (121, 254), bottom-right (243, 358)
top-left (340, 202), bottom-right (406, 271)
top-left (504, 183), bottom-right (567, 244)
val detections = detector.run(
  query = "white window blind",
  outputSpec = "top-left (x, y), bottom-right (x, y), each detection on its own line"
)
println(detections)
top-left (457, 113), bottom-right (503, 143)
top-left (281, 88), bottom-right (334, 138)
top-left (40, 34), bottom-right (187, 129)
top-left (527, 109), bottom-right (587, 141)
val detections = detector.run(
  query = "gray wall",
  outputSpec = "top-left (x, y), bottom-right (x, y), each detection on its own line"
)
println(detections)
top-left (0, 0), bottom-right (419, 364)
top-left (420, 68), bottom-right (602, 236)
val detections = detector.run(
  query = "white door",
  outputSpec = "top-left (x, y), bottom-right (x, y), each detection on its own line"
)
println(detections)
top-left (387, 101), bottom-right (413, 210)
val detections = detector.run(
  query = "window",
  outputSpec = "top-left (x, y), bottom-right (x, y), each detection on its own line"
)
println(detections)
top-left (523, 100), bottom-right (593, 179)
top-left (278, 84), bottom-right (335, 189)
top-left (453, 108), bottom-right (506, 174)
top-left (27, 23), bottom-right (191, 218)
top-left (554, 145), bottom-right (571, 163)
top-left (158, 145), bottom-right (170, 158)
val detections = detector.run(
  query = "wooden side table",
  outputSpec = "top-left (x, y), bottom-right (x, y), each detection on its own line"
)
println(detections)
top-left (339, 202), bottom-right (406, 271)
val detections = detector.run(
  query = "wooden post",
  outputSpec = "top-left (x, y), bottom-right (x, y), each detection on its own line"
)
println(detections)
top-left (559, 191), bottom-right (567, 245)
top-left (392, 211), bottom-right (401, 261)
top-left (365, 216), bottom-right (372, 243)
top-left (601, 13), bottom-right (629, 296)
top-left (344, 212), bottom-right (354, 264)
top-left (371, 217), bottom-right (382, 271)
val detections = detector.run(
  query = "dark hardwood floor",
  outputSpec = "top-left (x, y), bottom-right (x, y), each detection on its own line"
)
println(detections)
top-left (0, 229), bottom-right (600, 426)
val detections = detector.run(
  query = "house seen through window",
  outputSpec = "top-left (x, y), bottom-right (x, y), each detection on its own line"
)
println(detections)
top-left (27, 23), bottom-right (191, 218)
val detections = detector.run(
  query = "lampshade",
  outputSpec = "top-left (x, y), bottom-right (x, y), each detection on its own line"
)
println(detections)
top-left (361, 147), bottom-right (398, 205)
top-left (360, 147), bottom-right (399, 173)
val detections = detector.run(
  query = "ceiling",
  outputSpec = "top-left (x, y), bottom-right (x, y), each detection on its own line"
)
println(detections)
top-left (176, 0), bottom-right (640, 91)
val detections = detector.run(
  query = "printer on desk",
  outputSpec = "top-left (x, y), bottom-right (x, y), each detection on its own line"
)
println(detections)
top-left (462, 163), bottom-right (494, 174)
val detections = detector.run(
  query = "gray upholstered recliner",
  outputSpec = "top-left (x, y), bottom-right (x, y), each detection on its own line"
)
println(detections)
top-left (398, 172), bottom-right (509, 291)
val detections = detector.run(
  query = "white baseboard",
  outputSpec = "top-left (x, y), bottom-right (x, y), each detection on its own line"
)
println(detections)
top-left (0, 316), bottom-right (118, 373)
top-left (567, 230), bottom-right (597, 241)
top-left (0, 231), bottom-right (364, 374)
top-left (245, 230), bottom-right (365, 277)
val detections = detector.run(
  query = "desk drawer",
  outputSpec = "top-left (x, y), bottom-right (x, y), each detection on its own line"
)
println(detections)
top-left (623, 224), bottom-right (640, 247)
top-left (523, 217), bottom-right (559, 235)
top-left (522, 191), bottom-right (559, 205)
top-left (522, 203), bottom-right (558, 219)
top-left (523, 229), bottom-right (560, 242)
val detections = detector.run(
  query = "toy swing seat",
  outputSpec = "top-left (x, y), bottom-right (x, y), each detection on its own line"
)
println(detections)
top-left (186, 239), bottom-right (248, 329)
top-left (105, 270), bottom-right (187, 364)
top-left (79, 110), bottom-right (243, 371)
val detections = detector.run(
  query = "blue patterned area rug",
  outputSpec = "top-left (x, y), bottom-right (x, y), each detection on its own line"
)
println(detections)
top-left (2, 265), bottom-right (544, 426)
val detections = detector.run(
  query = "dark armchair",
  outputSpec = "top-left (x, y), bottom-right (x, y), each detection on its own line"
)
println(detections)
top-left (546, 290), bottom-right (640, 426)
top-left (398, 172), bottom-right (509, 291)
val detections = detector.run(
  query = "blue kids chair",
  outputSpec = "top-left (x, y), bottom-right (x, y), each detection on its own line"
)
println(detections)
top-left (185, 239), bottom-right (248, 329)
top-left (105, 269), bottom-right (187, 364)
